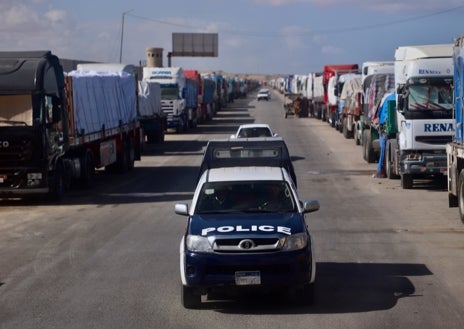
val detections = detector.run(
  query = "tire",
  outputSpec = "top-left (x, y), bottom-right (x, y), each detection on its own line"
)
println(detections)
top-left (363, 130), bottom-right (375, 163)
top-left (367, 138), bottom-right (376, 163)
top-left (458, 171), bottom-right (464, 223)
top-left (80, 150), bottom-right (95, 188)
top-left (385, 140), bottom-right (399, 180)
top-left (181, 285), bottom-right (201, 309)
top-left (294, 283), bottom-right (315, 306)
top-left (354, 128), bottom-right (361, 145)
top-left (127, 138), bottom-right (135, 171)
top-left (401, 174), bottom-right (413, 189)
top-left (48, 161), bottom-right (65, 202)
top-left (342, 118), bottom-right (349, 138)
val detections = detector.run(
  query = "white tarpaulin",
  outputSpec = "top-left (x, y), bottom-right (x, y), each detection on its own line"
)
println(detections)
top-left (68, 69), bottom-right (136, 135)
top-left (138, 81), bottom-right (162, 117)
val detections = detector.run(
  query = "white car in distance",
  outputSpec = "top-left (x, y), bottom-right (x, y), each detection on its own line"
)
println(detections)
top-left (257, 88), bottom-right (271, 101)
top-left (230, 124), bottom-right (278, 139)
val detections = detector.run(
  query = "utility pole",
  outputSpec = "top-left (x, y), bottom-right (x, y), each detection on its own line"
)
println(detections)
top-left (119, 9), bottom-right (133, 63)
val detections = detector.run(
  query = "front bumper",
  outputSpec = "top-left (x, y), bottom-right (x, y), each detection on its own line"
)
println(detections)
top-left (181, 246), bottom-right (313, 293)
top-left (400, 152), bottom-right (447, 176)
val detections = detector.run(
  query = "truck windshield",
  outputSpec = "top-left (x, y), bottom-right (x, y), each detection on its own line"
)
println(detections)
top-left (160, 86), bottom-right (180, 100)
top-left (408, 84), bottom-right (453, 111)
top-left (195, 181), bottom-right (296, 214)
top-left (0, 95), bottom-right (33, 126)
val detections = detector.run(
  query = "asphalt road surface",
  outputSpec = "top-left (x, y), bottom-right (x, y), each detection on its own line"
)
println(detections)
top-left (0, 90), bottom-right (463, 329)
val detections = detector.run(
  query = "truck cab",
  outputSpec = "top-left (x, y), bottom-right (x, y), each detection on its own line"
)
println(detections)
top-left (388, 44), bottom-right (454, 188)
top-left (143, 67), bottom-right (187, 133)
top-left (0, 51), bottom-right (69, 199)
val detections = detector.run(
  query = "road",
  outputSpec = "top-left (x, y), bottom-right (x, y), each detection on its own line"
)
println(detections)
top-left (0, 90), bottom-right (463, 329)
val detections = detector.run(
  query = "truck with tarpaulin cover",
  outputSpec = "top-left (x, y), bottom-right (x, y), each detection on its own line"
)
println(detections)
top-left (361, 72), bottom-right (395, 162)
top-left (339, 74), bottom-right (362, 139)
top-left (447, 35), bottom-right (464, 222)
top-left (183, 70), bottom-right (201, 128)
top-left (201, 74), bottom-right (216, 121)
top-left (137, 80), bottom-right (166, 143)
top-left (385, 43), bottom-right (454, 188)
top-left (0, 51), bottom-right (142, 200)
top-left (356, 61), bottom-right (394, 146)
top-left (322, 64), bottom-right (359, 126)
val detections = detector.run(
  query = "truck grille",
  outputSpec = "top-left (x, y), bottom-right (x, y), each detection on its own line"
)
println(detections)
top-left (0, 134), bottom-right (35, 165)
top-left (213, 237), bottom-right (281, 253)
top-left (415, 135), bottom-right (453, 145)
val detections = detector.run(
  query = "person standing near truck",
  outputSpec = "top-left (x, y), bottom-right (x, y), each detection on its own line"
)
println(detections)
top-left (372, 92), bottom-right (395, 178)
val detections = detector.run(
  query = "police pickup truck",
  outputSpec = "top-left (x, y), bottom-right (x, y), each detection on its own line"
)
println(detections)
top-left (175, 137), bottom-right (320, 308)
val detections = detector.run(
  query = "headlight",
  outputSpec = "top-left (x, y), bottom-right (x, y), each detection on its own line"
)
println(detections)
top-left (281, 232), bottom-right (308, 251)
top-left (185, 235), bottom-right (213, 253)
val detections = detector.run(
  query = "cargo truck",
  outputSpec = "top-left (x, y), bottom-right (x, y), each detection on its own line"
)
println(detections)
top-left (447, 35), bottom-right (464, 222)
top-left (183, 70), bottom-right (201, 128)
top-left (137, 80), bottom-right (166, 143)
top-left (385, 44), bottom-right (454, 189)
top-left (361, 72), bottom-right (395, 162)
top-left (0, 51), bottom-right (142, 200)
top-left (322, 64), bottom-right (359, 126)
top-left (143, 67), bottom-right (188, 133)
top-left (356, 61), bottom-right (394, 146)
top-left (339, 74), bottom-right (362, 138)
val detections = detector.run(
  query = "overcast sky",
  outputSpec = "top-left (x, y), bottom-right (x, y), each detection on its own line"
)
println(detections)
top-left (1, 0), bottom-right (463, 75)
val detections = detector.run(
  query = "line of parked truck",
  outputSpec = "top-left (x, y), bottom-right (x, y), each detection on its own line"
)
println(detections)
top-left (270, 36), bottom-right (464, 223)
top-left (0, 50), bottom-right (258, 201)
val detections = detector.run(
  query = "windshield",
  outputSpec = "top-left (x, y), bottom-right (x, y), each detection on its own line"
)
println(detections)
top-left (237, 127), bottom-right (272, 138)
top-left (408, 84), bottom-right (452, 111)
top-left (0, 94), bottom-right (33, 126)
top-left (195, 181), bottom-right (296, 214)
top-left (160, 86), bottom-right (180, 100)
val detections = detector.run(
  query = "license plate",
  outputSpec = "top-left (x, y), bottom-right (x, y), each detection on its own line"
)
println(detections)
top-left (235, 271), bottom-right (261, 285)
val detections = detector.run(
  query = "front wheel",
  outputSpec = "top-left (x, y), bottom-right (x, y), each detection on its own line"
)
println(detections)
top-left (458, 171), bottom-right (464, 223)
top-left (294, 282), bottom-right (315, 306)
top-left (401, 174), bottom-right (413, 189)
top-left (385, 140), bottom-right (399, 179)
top-left (181, 285), bottom-right (201, 309)
top-left (48, 161), bottom-right (65, 202)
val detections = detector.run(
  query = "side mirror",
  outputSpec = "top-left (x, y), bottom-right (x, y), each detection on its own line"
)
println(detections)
top-left (174, 203), bottom-right (189, 216)
top-left (302, 199), bottom-right (320, 213)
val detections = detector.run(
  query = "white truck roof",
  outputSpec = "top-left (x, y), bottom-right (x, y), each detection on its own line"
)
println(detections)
top-left (75, 63), bottom-right (135, 75)
top-left (395, 44), bottom-right (453, 61)
top-left (142, 66), bottom-right (183, 80)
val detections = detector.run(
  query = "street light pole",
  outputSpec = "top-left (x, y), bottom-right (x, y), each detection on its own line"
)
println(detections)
top-left (119, 9), bottom-right (133, 63)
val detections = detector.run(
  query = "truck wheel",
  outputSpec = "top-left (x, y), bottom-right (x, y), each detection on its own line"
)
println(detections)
top-left (385, 140), bottom-right (399, 179)
top-left (363, 130), bottom-right (375, 163)
top-left (127, 138), bottom-right (135, 171)
top-left (157, 129), bottom-right (165, 143)
top-left (458, 171), bottom-right (464, 223)
top-left (49, 161), bottom-right (65, 202)
top-left (401, 174), bottom-right (413, 189)
top-left (342, 118), bottom-right (350, 138)
top-left (146, 133), bottom-right (156, 144)
top-left (354, 128), bottom-right (361, 145)
top-left (80, 150), bottom-right (95, 188)
top-left (181, 285), bottom-right (201, 309)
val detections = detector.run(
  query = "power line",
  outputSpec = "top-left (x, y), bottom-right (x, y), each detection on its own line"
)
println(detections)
top-left (127, 4), bottom-right (464, 38)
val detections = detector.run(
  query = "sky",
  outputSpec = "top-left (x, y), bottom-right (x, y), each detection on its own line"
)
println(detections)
top-left (1, 0), bottom-right (464, 75)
